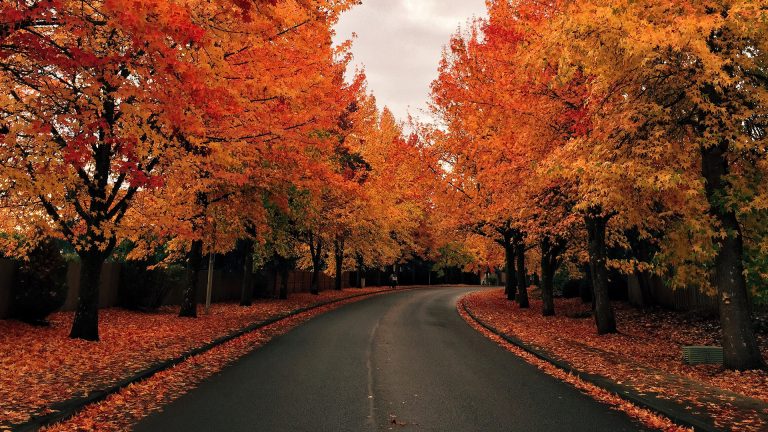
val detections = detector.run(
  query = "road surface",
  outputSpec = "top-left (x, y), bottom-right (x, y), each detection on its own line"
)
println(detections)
top-left (134, 287), bottom-right (646, 431)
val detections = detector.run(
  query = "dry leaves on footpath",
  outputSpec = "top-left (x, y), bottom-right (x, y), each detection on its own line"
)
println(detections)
top-left (40, 293), bottom-right (383, 431)
top-left (461, 289), bottom-right (768, 432)
top-left (0, 289), bottom-right (386, 429)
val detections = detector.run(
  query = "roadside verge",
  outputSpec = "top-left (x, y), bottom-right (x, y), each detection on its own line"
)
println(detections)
top-left (12, 289), bottom-right (394, 432)
top-left (458, 291), bottom-right (768, 432)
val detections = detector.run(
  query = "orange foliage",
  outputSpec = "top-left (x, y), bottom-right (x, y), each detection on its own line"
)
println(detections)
top-left (0, 0), bottom-right (363, 338)
top-left (428, 0), bottom-right (768, 366)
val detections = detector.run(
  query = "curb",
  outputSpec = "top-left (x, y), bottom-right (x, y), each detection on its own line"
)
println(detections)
top-left (13, 289), bottom-right (395, 432)
top-left (460, 298), bottom-right (721, 432)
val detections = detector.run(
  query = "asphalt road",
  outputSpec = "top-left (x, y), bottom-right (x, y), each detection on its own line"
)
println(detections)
top-left (134, 287), bottom-right (646, 431)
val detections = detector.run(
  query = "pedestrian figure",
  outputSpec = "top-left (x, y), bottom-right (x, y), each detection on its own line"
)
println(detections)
top-left (389, 273), bottom-right (398, 289)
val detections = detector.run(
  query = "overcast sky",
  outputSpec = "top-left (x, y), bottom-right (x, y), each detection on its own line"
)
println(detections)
top-left (333, 0), bottom-right (487, 123)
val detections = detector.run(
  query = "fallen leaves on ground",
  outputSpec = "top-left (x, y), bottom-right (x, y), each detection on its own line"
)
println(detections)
top-left (461, 289), bottom-right (768, 432)
top-left (40, 293), bottom-right (384, 431)
top-left (457, 300), bottom-right (692, 432)
top-left (0, 288), bottom-right (387, 429)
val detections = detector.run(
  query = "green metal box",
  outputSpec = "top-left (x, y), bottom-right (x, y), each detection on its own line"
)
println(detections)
top-left (682, 346), bottom-right (724, 365)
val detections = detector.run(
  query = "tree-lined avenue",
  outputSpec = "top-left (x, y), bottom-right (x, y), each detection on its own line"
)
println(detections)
top-left (134, 287), bottom-right (645, 432)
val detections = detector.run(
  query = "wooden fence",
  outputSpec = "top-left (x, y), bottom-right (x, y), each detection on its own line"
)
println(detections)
top-left (649, 277), bottom-right (720, 314)
top-left (0, 258), bottom-right (352, 319)
top-left (626, 274), bottom-right (768, 315)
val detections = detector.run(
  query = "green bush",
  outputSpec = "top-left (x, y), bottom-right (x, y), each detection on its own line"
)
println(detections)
top-left (12, 239), bottom-right (68, 325)
top-left (561, 279), bottom-right (583, 298)
top-left (553, 267), bottom-right (574, 297)
top-left (745, 245), bottom-right (768, 309)
top-left (119, 262), bottom-right (184, 311)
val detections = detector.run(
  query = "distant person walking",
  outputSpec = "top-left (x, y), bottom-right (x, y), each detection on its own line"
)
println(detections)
top-left (389, 273), bottom-right (398, 289)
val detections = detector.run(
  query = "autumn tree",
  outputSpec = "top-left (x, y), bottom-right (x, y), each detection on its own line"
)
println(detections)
top-left (0, 0), bottom-right (234, 340)
top-left (539, 0), bottom-right (767, 369)
top-left (429, 3), bottom-right (561, 309)
top-left (531, 184), bottom-right (580, 316)
top-left (343, 99), bottom-right (433, 283)
top-left (122, 0), bottom-right (356, 311)
top-left (463, 0), bottom-right (700, 333)
top-left (279, 84), bottom-right (433, 294)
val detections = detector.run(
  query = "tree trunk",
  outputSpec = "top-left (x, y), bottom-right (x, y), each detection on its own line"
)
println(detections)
top-left (515, 241), bottom-right (529, 308)
top-left (628, 229), bottom-right (656, 307)
top-left (69, 250), bottom-right (105, 341)
top-left (240, 239), bottom-right (254, 306)
top-left (580, 264), bottom-right (593, 304)
top-left (334, 239), bottom-right (344, 291)
top-left (541, 257), bottom-right (555, 316)
top-left (279, 265), bottom-right (289, 300)
top-left (310, 257), bottom-right (321, 295)
top-left (638, 271), bottom-right (654, 307)
top-left (585, 213), bottom-right (617, 334)
top-left (309, 236), bottom-right (323, 295)
top-left (179, 239), bottom-right (203, 318)
top-left (540, 239), bottom-right (557, 317)
top-left (701, 144), bottom-right (765, 370)
top-left (355, 254), bottom-right (363, 288)
top-left (504, 240), bottom-right (517, 301)
top-left (310, 254), bottom-right (321, 295)
top-left (637, 237), bottom-right (653, 307)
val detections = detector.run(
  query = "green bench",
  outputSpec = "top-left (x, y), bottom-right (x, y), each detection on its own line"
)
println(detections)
top-left (682, 346), bottom-right (724, 365)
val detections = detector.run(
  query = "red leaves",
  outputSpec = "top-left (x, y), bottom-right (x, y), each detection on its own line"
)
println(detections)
top-left (0, 288), bottom-right (386, 430)
top-left (39, 290), bottom-right (385, 432)
top-left (62, 145), bottom-right (90, 168)
top-left (565, 105), bottom-right (592, 138)
top-left (126, 171), bottom-right (164, 189)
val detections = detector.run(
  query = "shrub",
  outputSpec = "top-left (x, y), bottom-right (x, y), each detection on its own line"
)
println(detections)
top-left (12, 239), bottom-right (68, 325)
top-left (119, 262), bottom-right (184, 311)
top-left (561, 279), bottom-right (582, 298)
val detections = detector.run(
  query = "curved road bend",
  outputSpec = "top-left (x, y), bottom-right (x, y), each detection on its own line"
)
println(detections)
top-left (134, 287), bottom-right (647, 431)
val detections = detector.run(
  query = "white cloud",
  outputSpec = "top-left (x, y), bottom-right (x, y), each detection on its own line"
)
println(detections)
top-left (333, 0), bottom-right (487, 123)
